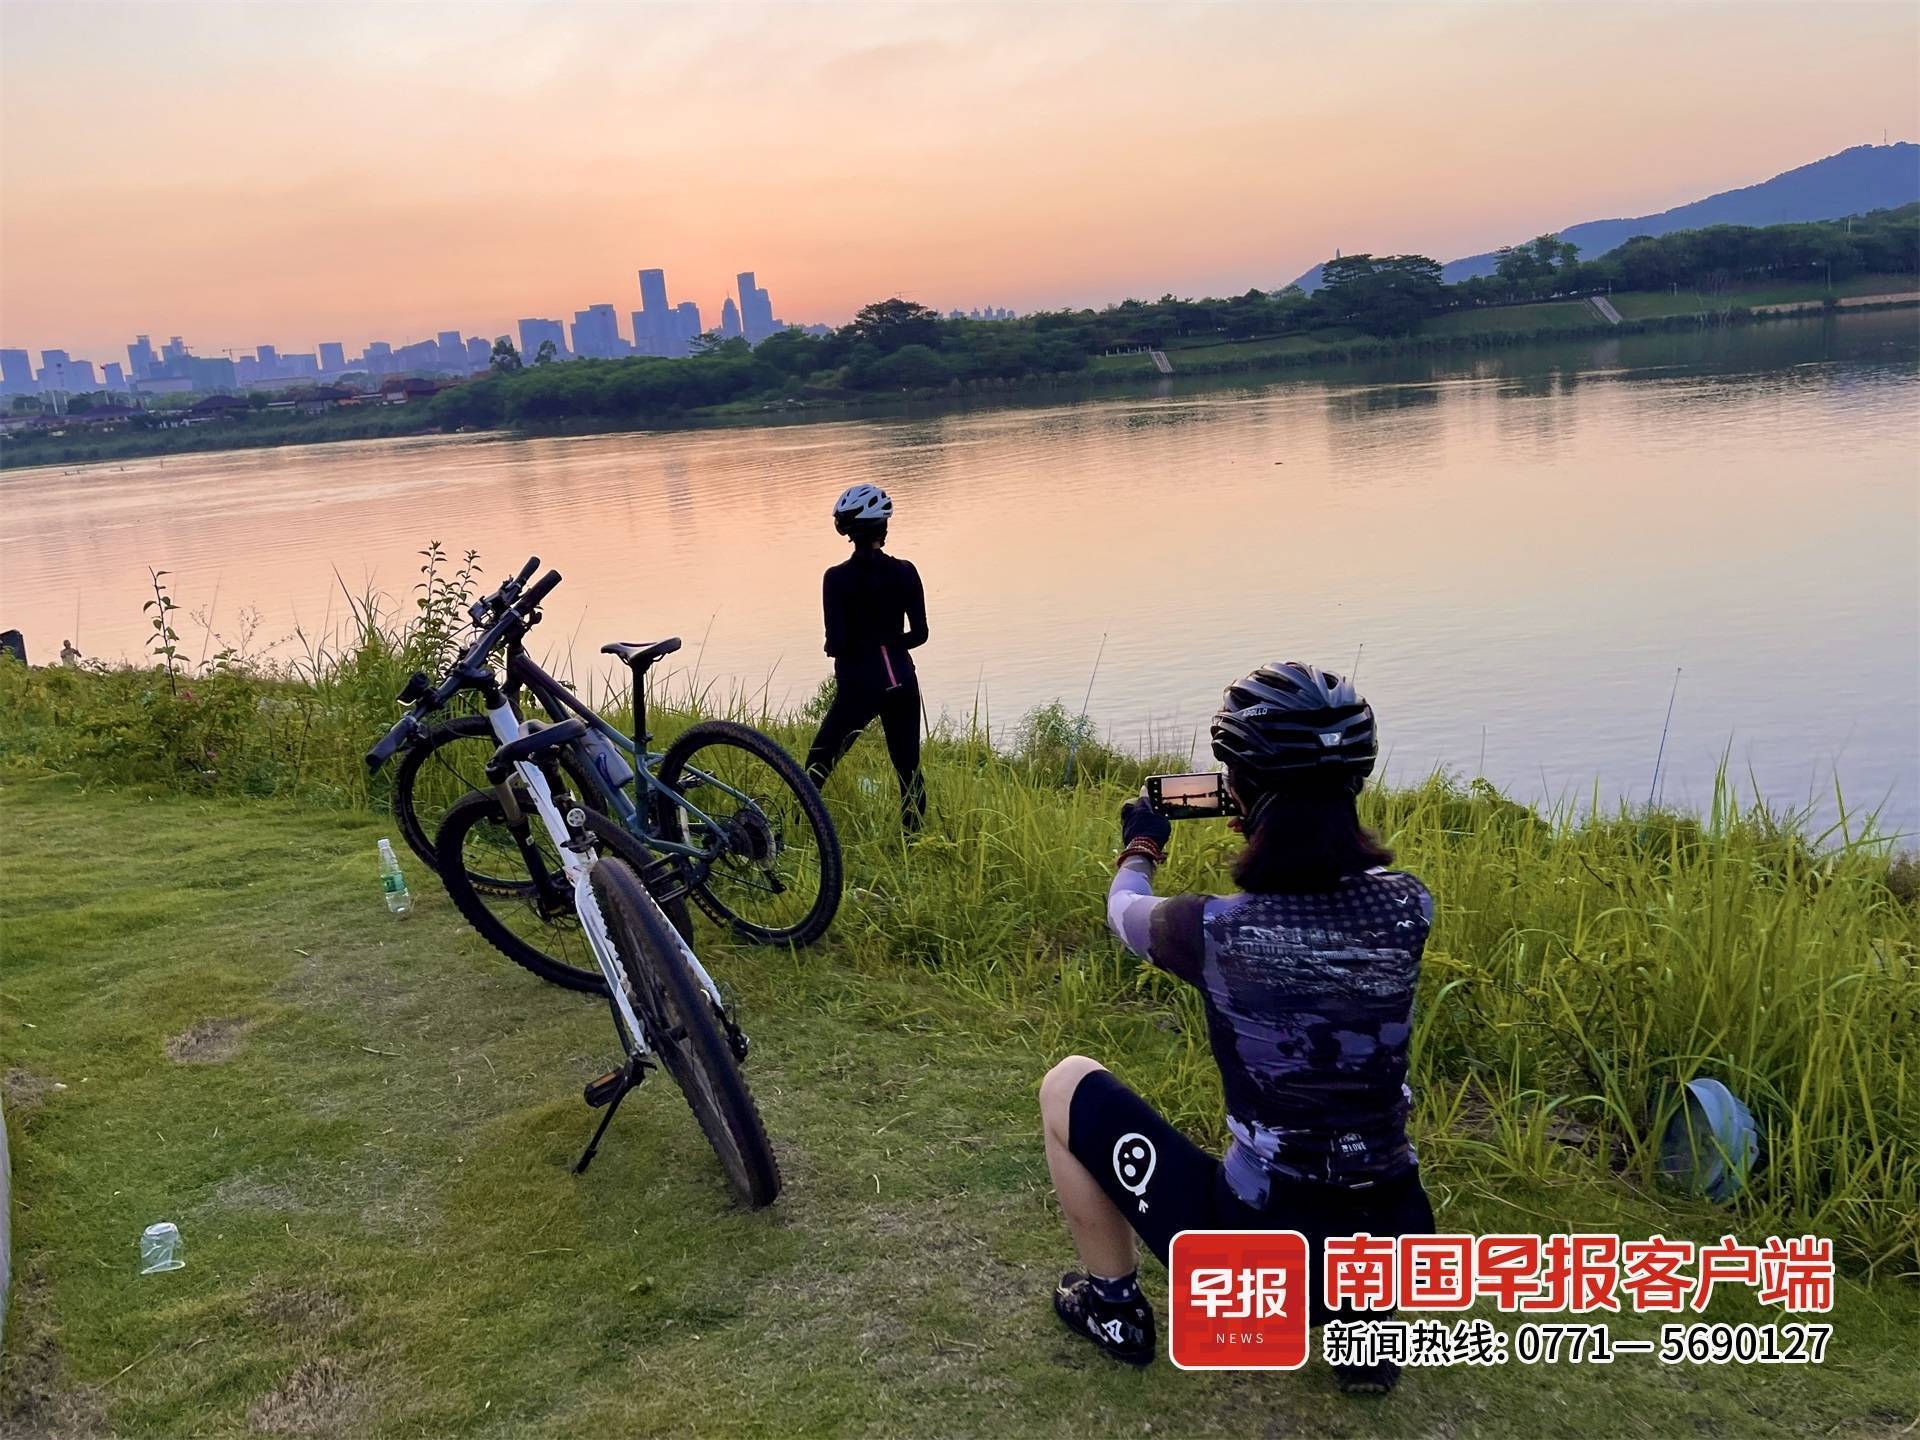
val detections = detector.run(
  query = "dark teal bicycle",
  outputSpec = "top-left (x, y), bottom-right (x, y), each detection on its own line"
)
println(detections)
top-left (378, 558), bottom-right (842, 993)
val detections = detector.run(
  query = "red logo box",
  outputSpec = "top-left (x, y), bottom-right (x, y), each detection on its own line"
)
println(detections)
top-left (1169, 1229), bottom-right (1310, 1370)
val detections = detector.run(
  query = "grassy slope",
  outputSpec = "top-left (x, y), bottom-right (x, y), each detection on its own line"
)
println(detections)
top-left (1085, 276), bottom-right (1919, 376)
top-left (4, 775), bottom-right (1917, 1438)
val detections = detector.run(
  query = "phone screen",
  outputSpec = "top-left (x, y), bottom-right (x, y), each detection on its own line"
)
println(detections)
top-left (1146, 772), bottom-right (1236, 819)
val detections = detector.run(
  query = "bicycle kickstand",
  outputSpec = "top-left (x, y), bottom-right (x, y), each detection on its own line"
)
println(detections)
top-left (573, 1055), bottom-right (647, 1175)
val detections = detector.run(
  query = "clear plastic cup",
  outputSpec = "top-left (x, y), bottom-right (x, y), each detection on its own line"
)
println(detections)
top-left (139, 1221), bottom-right (185, 1273)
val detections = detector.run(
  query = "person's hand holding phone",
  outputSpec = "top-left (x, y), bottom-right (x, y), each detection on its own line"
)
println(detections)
top-left (1118, 796), bottom-right (1172, 868)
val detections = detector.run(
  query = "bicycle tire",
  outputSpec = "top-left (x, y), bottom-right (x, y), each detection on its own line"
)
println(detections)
top-left (392, 713), bottom-right (605, 888)
top-left (655, 720), bottom-right (843, 947)
top-left (590, 857), bottom-right (781, 1209)
top-left (436, 789), bottom-right (693, 995)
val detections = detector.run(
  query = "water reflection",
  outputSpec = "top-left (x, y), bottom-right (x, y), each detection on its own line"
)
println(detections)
top-left (1, 311), bottom-right (1913, 835)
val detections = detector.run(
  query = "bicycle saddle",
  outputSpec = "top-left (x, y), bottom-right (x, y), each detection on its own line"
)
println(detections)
top-left (600, 637), bottom-right (682, 672)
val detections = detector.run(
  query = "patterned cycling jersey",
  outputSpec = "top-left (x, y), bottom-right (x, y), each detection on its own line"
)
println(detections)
top-left (1108, 864), bottom-right (1431, 1201)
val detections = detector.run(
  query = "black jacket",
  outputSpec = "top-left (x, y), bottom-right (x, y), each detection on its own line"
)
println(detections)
top-left (822, 548), bottom-right (928, 690)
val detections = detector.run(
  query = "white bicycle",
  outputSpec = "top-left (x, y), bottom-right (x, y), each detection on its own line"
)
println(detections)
top-left (367, 567), bottom-right (780, 1207)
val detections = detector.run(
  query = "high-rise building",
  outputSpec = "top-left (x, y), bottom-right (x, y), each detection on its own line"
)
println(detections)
top-left (362, 341), bottom-right (394, 374)
top-left (318, 342), bottom-right (346, 374)
top-left (466, 335), bottom-right (490, 370)
top-left (127, 335), bottom-right (156, 380)
top-left (0, 348), bottom-right (32, 394)
top-left (102, 362), bottom-right (127, 391)
top-left (675, 301), bottom-right (702, 351)
top-left (161, 336), bottom-right (188, 364)
top-left (720, 297), bottom-right (742, 341)
top-left (570, 304), bottom-right (624, 359)
top-left (518, 318), bottom-right (568, 363)
top-left (256, 344), bottom-right (280, 380)
top-left (735, 271), bottom-right (776, 343)
top-left (436, 331), bottom-right (465, 370)
top-left (633, 268), bottom-right (673, 355)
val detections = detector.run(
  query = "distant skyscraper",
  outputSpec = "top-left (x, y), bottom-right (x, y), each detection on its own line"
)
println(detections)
top-left (720, 297), bottom-right (742, 341)
top-left (633, 268), bottom-right (675, 355)
top-left (362, 341), bottom-right (394, 374)
top-left (465, 335), bottom-right (490, 370)
top-left (436, 331), bottom-right (465, 370)
top-left (675, 301), bottom-right (701, 350)
top-left (735, 271), bottom-right (776, 343)
top-left (256, 344), bottom-right (280, 380)
top-left (318, 342), bottom-right (346, 374)
top-left (570, 304), bottom-right (624, 359)
top-left (518, 318), bottom-right (568, 362)
top-left (161, 336), bottom-right (188, 364)
top-left (0, 348), bottom-right (31, 394)
top-left (127, 335), bottom-right (156, 380)
top-left (102, 362), bottom-right (126, 391)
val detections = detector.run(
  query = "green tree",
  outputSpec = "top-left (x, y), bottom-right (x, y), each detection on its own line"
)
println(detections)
top-left (489, 337), bottom-right (523, 373)
top-left (533, 339), bottom-right (559, 366)
top-left (1320, 254), bottom-right (1445, 335)
top-left (847, 298), bottom-right (942, 353)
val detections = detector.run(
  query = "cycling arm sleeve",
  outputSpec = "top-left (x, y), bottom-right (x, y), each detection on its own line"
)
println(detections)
top-left (1106, 859), bottom-right (1163, 958)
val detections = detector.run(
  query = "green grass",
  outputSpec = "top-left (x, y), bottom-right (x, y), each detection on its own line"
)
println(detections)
top-left (2, 565), bottom-right (1916, 1434)
top-left (1422, 301), bottom-right (1604, 337)
top-left (5, 776), bottom-right (1918, 1437)
top-left (1608, 274), bottom-right (1918, 321)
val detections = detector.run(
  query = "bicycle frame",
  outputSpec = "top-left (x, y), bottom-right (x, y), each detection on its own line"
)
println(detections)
top-left (502, 643), bottom-right (770, 868)
top-left (479, 694), bottom-right (732, 1057)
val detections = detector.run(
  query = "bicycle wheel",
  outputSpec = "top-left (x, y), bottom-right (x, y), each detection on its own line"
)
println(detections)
top-left (655, 720), bottom-right (843, 947)
top-left (436, 789), bottom-right (693, 994)
top-left (392, 714), bottom-right (606, 888)
top-left (590, 857), bottom-right (781, 1208)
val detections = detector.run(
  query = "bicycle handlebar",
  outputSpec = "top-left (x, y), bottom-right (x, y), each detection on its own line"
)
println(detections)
top-left (364, 564), bottom-right (562, 771)
top-left (522, 568), bottom-right (562, 609)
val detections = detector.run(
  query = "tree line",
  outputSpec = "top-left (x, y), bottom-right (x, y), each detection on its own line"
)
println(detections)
top-left (13, 206), bottom-right (1917, 452)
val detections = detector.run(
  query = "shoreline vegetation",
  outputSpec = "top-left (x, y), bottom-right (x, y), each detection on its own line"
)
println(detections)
top-left (1, 561), bottom-right (1915, 1432)
top-left (0, 561), bottom-right (1914, 1269)
top-left (6, 204), bottom-right (1915, 472)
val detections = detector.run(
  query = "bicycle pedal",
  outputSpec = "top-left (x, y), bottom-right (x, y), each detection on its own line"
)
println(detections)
top-left (583, 1068), bottom-right (631, 1107)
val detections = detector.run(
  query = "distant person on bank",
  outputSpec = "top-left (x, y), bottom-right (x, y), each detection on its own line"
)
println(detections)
top-left (1039, 664), bottom-right (1434, 1394)
top-left (60, 639), bottom-right (81, 667)
top-left (803, 485), bottom-right (929, 830)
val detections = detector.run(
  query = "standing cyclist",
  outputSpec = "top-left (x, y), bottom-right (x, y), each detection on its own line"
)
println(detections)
top-left (803, 484), bottom-right (929, 830)
top-left (1038, 663), bottom-right (1434, 1393)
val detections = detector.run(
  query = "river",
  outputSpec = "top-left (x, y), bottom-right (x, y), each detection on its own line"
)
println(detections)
top-left (4, 311), bottom-right (1916, 836)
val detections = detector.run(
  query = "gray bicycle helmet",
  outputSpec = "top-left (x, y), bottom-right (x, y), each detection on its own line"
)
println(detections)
top-left (1210, 662), bottom-right (1377, 786)
top-left (833, 484), bottom-right (893, 535)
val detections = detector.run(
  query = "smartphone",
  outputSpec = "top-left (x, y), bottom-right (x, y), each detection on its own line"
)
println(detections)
top-left (1145, 772), bottom-right (1239, 820)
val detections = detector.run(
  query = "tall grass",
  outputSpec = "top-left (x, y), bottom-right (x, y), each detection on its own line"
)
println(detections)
top-left (1, 559), bottom-right (1914, 1276)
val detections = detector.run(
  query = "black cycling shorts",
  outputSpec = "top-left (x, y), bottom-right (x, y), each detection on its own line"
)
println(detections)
top-left (1066, 1068), bottom-right (1435, 1321)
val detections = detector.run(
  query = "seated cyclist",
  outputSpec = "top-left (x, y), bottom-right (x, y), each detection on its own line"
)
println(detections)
top-left (1039, 663), bottom-right (1434, 1393)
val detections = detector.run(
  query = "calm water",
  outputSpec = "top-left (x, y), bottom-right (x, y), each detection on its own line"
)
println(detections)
top-left (4, 312), bottom-right (1917, 835)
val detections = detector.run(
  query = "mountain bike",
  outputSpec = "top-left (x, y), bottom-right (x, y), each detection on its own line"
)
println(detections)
top-left (380, 558), bottom-right (842, 994)
top-left (365, 568), bottom-right (780, 1206)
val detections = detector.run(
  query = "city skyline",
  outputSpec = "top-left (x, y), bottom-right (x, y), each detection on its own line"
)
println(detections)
top-left (3, 3), bottom-right (1913, 361)
top-left (0, 264), bottom-right (823, 397)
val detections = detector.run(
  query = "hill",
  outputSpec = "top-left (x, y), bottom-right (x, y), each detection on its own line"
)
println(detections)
top-left (1291, 141), bottom-right (1920, 291)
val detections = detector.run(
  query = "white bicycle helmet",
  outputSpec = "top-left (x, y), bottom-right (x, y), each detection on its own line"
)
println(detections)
top-left (832, 483), bottom-right (893, 535)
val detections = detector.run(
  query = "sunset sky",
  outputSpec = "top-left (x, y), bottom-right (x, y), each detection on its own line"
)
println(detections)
top-left (2, 0), bottom-right (1915, 362)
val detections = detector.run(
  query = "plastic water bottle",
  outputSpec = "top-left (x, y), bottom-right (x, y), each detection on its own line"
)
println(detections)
top-left (140, 1221), bottom-right (184, 1273)
top-left (377, 838), bottom-right (413, 916)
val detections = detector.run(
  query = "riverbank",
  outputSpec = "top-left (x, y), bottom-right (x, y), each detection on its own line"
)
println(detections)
top-left (2, 649), bottom-right (1917, 1434)
top-left (6, 285), bottom-right (1913, 472)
